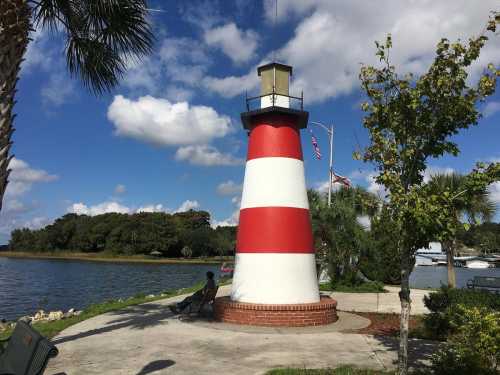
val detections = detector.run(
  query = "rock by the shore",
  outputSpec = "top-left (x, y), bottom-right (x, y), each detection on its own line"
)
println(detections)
top-left (48, 311), bottom-right (64, 321)
top-left (34, 310), bottom-right (47, 321)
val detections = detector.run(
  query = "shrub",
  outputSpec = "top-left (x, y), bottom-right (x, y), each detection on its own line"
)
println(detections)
top-left (424, 286), bottom-right (500, 312)
top-left (430, 305), bottom-right (500, 375)
top-left (422, 286), bottom-right (500, 339)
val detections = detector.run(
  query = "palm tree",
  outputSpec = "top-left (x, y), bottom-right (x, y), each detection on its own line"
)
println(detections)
top-left (308, 186), bottom-right (380, 284)
top-left (0, 0), bottom-right (154, 211)
top-left (427, 173), bottom-right (496, 287)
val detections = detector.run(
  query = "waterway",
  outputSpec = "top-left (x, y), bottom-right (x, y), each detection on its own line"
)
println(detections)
top-left (0, 257), bottom-right (219, 321)
top-left (1, 257), bottom-right (499, 321)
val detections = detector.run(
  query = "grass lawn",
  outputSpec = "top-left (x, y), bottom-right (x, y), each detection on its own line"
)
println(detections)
top-left (319, 282), bottom-right (386, 293)
top-left (267, 366), bottom-right (395, 374)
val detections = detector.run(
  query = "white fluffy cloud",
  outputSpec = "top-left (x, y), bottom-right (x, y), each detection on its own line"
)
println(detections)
top-left (69, 201), bottom-right (131, 216)
top-left (22, 28), bottom-right (55, 73)
top-left (204, 23), bottom-right (258, 63)
top-left (122, 37), bottom-right (209, 96)
top-left (488, 182), bottom-right (500, 205)
top-left (484, 101), bottom-right (500, 118)
top-left (0, 159), bottom-right (58, 241)
top-left (216, 180), bottom-right (243, 196)
top-left (279, 1), bottom-right (499, 103)
top-left (215, 1), bottom-right (500, 102)
top-left (202, 70), bottom-right (259, 98)
top-left (175, 145), bottom-right (244, 166)
top-left (211, 197), bottom-right (240, 228)
top-left (68, 199), bottom-right (201, 216)
top-left (175, 200), bottom-right (200, 213)
top-left (314, 179), bottom-right (342, 194)
top-left (107, 95), bottom-right (232, 146)
top-left (137, 204), bottom-right (166, 213)
top-left (41, 72), bottom-right (76, 107)
top-left (6, 158), bottom-right (58, 198)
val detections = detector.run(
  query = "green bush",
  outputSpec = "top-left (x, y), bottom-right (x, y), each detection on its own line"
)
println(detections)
top-left (424, 286), bottom-right (500, 312)
top-left (430, 305), bottom-right (500, 375)
top-left (422, 286), bottom-right (500, 339)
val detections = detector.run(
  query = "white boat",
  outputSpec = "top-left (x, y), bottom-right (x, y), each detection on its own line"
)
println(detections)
top-left (464, 260), bottom-right (493, 269)
top-left (415, 242), bottom-right (446, 266)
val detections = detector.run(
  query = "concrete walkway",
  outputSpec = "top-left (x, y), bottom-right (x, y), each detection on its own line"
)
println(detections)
top-left (47, 286), bottom-right (435, 374)
top-left (327, 286), bottom-right (431, 315)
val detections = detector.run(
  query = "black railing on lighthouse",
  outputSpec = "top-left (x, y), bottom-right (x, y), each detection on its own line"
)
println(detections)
top-left (245, 89), bottom-right (304, 112)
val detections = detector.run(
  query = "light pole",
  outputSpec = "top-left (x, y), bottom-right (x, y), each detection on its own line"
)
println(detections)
top-left (310, 121), bottom-right (334, 207)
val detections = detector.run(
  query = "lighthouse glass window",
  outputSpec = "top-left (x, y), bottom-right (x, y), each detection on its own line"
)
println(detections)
top-left (260, 67), bottom-right (290, 109)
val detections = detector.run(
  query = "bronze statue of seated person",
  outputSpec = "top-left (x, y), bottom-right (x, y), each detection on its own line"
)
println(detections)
top-left (169, 271), bottom-right (216, 314)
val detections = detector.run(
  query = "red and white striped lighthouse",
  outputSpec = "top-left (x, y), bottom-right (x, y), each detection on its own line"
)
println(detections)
top-left (231, 63), bottom-right (320, 305)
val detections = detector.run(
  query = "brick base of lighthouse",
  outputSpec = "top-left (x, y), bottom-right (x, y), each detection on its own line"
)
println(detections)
top-left (213, 296), bottom-right (338, 327)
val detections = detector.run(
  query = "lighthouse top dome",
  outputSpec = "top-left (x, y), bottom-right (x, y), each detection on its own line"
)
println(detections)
top-left (257, 62), bottom-right (292, 77)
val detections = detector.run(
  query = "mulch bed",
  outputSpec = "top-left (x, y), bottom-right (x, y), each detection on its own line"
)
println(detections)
top-left (347, 312), bottom-right (424, 337)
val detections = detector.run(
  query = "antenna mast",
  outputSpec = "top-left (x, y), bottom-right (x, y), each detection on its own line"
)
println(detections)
top-left (272, 0), bottom-right (277, 63)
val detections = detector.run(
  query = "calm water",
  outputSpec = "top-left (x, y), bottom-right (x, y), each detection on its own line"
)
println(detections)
top-left (1, 257), bottom-right (499, 321)
top-left (0, 257), bottom-right (219, 321)
top-left (410, 265), bottom-right (500, 289)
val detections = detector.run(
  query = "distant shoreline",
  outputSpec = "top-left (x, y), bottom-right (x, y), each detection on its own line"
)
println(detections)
top-left (0, 251), bottom-right (229, 265)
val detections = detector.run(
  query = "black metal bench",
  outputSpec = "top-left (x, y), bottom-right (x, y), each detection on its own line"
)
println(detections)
top-left (0, 321), bottom-right (58, 375)
top-left (467, 276), bottom-right (500, 293)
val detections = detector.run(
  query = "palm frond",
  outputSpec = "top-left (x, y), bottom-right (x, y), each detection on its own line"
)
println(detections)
top-left (427, 172), bottom-right (497, 223)
top-left (30, 0), bottom-right (155, 94)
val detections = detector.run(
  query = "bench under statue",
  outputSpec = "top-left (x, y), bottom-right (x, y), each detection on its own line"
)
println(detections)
top-left (187, 286), bottom-right (219, 315)
top-left (0, 321), bottom-right (58, 375)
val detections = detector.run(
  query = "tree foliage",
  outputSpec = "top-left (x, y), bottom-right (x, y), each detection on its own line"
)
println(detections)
top-left (430, 305), bottom-right (500, 375)
top-left (425, 172), bottom-right (496, 287)
top-left (457, 222), bottom-right (500, 253)
top-left (9, 210), bottom-right (236, 258)
top-left (358, 12), bottom-right (500, 374)
top-left (30, 0), bottom-right (155, 94)
top-left (359, 205), bottom-right (401, 284)
top-left (308, 187), bottom-right (377, 285)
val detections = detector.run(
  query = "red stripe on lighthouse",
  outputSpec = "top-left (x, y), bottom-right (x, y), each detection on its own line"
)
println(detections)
top-left (247, 123), bottom-right (303, 160)
top-left (237, 207), bottom-right (314, 253)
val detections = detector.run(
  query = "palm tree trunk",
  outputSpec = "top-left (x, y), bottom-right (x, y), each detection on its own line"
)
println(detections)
top-left (444, 240), bottom-right (456, 288)
top-left (0, 0), bottom-right (31, 212)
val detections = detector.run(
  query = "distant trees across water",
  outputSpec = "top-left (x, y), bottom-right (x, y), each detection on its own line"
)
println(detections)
top-left (9, 210), bottom-right (236, 257)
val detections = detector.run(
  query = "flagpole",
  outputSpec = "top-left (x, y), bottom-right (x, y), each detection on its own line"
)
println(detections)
top-left (310, 121), bottom-right (334, 208)
top-left (328, 124), bottom-right (333, 208)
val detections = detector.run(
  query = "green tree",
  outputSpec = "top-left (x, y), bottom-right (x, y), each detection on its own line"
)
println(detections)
top-left (427, 172), bottom-right (496, 288)
top-left (309, 187), bottom-right (375, 285)
top-left (0, 0), bottom-right (154, 211)
top-left (360, 204), bottom-right (401, 284)
top-left (358, 14), bottom-right (500, 374)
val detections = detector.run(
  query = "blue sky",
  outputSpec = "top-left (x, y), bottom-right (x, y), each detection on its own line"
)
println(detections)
top-left (2, 0), bottom-right (500, 243)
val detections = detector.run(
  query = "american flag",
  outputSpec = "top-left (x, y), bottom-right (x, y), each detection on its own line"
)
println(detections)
top-left (332, 171), bottom-right (352, 187)
top-left (309, 130), bottom-right (322, 160)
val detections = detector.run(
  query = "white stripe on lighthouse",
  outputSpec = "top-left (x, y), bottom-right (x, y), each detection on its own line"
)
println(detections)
top-left (240, 157), bottom-right (309, 210)
top-left (231, 253), bottom-right (320, 304)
